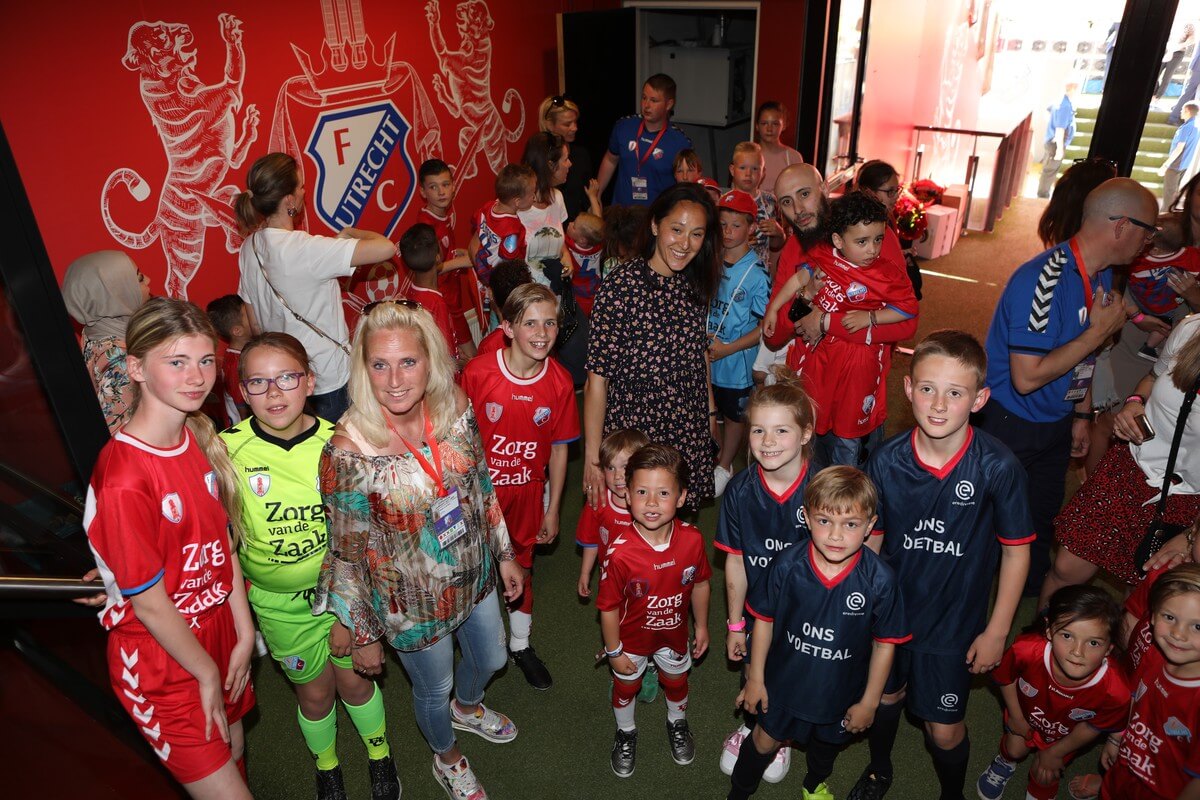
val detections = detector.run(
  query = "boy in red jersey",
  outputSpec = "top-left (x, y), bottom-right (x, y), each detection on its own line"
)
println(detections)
top-left (470, 164), bottom-right (537, 290)
top-left (598, 443), bottom-right (711, 778)
top-left (577, 427), bottom-right (650, 597)
top-left (397, 223), bottom-right (472, 363)
top-left (461, 283), bottom-right (579, 689)
top-left (205, 295), bottom-right (253, 424)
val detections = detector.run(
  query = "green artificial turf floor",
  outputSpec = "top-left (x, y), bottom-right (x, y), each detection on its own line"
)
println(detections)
top-left (243, 197), bottom-right (1105, 799)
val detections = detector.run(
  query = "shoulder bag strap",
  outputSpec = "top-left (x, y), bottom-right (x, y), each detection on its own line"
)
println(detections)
top-left (252, 231), bottom-right (351, 356)
top-left (1152, 375), bottom-right (1200, 522)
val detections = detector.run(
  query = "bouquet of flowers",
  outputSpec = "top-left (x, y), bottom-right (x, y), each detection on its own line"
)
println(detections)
top-left (892, 191), bottom-right (927, 243)
top-left (910, 178), bottom-right (946, 205)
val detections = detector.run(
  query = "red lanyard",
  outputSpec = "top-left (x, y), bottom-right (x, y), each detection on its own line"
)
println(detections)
top-left (634, 120), bottom-right (668, 176)
top-left (1068, 238), bottom-right (1094, 313)
top-left (383, 406), bottom-right (447, 497)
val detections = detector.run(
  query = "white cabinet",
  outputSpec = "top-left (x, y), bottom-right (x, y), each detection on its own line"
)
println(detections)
top-left (649, 45), bottom-right (752, 127)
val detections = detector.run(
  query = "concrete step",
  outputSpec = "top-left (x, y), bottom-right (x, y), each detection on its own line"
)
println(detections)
top-left (1073, 107), bottom-right (1171, 125)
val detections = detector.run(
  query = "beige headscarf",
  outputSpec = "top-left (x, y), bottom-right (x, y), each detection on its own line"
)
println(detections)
top-left (62, 250), bottom-right (144, 342)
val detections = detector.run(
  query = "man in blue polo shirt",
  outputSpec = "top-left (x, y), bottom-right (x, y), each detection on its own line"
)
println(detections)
top-left (1037, 83), bottom-right (1078, 199)
top-left (978, 178), bottom-right (1156, 596)
top-left (596, 73), bottom-right (693, 206)
top-left (1160, 101), bottom-right (1200, 210)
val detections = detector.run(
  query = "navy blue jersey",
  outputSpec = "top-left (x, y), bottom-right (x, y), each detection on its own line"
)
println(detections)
top-left (715, 463), bottom-right (811, 617)
top-left (866, 427), bottom-right (1033, 656)
top-left (749, 543), bottom-right (909, 723)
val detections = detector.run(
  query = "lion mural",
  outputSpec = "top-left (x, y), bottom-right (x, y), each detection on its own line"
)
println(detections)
top-left (101, 13), bottom-right (259, 298)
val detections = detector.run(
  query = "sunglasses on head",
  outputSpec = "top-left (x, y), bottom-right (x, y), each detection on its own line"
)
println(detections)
top-left (362, 298), bottom-right (422, 316)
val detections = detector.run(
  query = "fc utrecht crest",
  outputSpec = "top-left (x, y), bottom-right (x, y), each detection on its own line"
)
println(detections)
top-left (486, 402), bottom-right (503, 423)
top-left (249, 473), bottom-right (271, 498)
top-left (306, 101), bottom-right (416, 237)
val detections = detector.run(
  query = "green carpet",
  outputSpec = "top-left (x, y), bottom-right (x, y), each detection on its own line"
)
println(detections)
top-left (245, 197), bottom-right (1104, 799)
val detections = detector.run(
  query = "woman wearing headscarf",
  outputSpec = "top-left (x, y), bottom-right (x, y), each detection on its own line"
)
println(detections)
top-left (62, 250), bottom-right (151, 433)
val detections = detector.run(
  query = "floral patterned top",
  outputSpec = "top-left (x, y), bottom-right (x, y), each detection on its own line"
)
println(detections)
top-left (313, 405), bottom-right (514, 652)
top-left (82, 335), bottom-right (133, 434)
top-left (586, 258), bottom-right (715, 506)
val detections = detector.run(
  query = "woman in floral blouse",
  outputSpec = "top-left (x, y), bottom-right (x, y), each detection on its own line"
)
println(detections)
top-left (61, 250), bottom-right (151, 433)
top-left (313, 301), bottom-right (524, 800)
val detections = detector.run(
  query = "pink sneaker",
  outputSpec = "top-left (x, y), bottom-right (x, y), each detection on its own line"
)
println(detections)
top-left (719, 725), bottom-right (749, 775)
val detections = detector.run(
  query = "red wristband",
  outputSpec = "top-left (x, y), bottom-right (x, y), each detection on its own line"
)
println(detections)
top-left (1129, 312), bottom-right (1146, 324)
top-left (727, 619), bottom-right (747, 632)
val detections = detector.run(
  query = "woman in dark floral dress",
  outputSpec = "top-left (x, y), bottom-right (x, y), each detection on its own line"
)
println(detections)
top-left (583, 182), bottom-right (721, 510)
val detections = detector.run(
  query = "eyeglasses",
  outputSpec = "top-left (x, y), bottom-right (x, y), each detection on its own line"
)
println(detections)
top-left (242, 372), bottom-right (305, 395)
top-left (879, 185), bottom-right (901, 197)
top-left (362, 298), bottom-right (422, 316)
top-left (1109, 215), bottom-right (1161, 239)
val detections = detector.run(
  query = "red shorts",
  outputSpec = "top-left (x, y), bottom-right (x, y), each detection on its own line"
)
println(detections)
top-left (496, 482), bottom-right (545, 569)
top-left (791, 337), bottom-right (890, 438)
top-left (107, 601), bottom-right (255, 784)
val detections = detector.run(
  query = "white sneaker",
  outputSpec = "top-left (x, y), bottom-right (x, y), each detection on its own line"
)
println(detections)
top-left (763, 745), bottom-right (791, 784)
top-left (719, 725), bottom-right (749, 775)
top-left (432, 755), bottom-right (488, 800)
top-left (714, 465), bottom-right (733, 497)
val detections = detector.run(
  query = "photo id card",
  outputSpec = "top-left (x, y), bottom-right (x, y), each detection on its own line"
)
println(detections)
top-left (1063, 356), bottom-right (1096, 402)
top-left (431, 488), bottom-right (467, 549)
top-left (631, 176), bottom-right (648, 201)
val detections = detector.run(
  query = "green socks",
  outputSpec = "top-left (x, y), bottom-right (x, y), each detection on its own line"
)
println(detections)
top-left (343, 683), bottom-right (390, 760)
top-left (297, 705), bottom-right (339, 771)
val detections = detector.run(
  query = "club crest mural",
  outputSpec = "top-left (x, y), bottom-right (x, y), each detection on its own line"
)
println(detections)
top-left (4, 0), bottom-right (548, 305)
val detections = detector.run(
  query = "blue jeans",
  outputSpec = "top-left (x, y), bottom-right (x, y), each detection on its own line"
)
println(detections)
top-left (395, 589), bottom-right (508, 754)
top-left (309, 384), bottom-right (349, 423)
top-left (815, 426), bottom-right (884, 470)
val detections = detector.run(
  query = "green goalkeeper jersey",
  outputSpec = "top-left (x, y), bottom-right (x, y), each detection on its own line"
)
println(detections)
top-left (221, 417), bottom-right (335, 593)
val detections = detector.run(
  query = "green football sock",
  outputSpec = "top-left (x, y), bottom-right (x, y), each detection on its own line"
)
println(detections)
top-left (343, 684), bottom-right (390, 760)
top-left (296, 705), bottom-right (339, 771)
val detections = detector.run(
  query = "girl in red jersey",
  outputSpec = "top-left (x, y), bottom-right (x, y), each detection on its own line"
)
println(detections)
top-left (1100, 564), bottom-right (1200, 800)
top-left (975, 586), bottom-right (1130, 800)
top-left (85, 297), bottom-right (255, 799)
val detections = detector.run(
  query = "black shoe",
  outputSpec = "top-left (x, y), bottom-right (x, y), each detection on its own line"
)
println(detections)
top-left (846, 768), bottom-right (893, 800)
top-left (511, 646), bottom-right (553, 690)
top-left (367, 756), bottom-right (401, 800)
top-left (666, 718), bottom-right (695, 765)
top-left (611, 728), bottom-right (638, 778)
top-left (316, 767), bottom-right (348, 800)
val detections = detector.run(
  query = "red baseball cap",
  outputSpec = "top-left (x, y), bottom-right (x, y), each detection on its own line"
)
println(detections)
top-left (696, 177), bottom-right (721, 192)
top-left (718, 189), bottom-right (757, 217)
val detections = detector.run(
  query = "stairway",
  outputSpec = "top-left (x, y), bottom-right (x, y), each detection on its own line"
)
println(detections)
top-left (1061, 107), bottom-right (1175, 201)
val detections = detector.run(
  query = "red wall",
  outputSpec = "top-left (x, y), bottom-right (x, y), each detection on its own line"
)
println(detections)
top-left (857, 0), bottom-right (988, 182)
top-left (0, 0), bottom-right (808, 310)
top-left (0, 0), bottom-right (563, 308)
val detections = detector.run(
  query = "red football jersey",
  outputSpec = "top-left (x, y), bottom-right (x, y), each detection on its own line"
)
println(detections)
top-left (85, 429), bottom-right (235, 632)
top-left (1103, 643), bottom-right (1200, 799)
top-left (993, 633), bottom-right (1131, 750)
top-left (1124, 565), bottom-right (1169, 671)
top-left (419, 206), bottom-right (457, 262)
top-left (576, 489), bottom-right (634, 569)
top-left (408, 285), bottom-right (460, 354)
top-left (472, 201), bottom-right (526, 284)
top-left (477, 327), bottom-right (507, 359)
top-left (596, 520), bottom-right (712, 656)
top-left (461, 349), bottom-right (580, 487)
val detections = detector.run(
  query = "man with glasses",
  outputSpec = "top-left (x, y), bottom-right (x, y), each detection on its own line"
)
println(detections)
top-left (978, 178), bottom-right (1156, 598)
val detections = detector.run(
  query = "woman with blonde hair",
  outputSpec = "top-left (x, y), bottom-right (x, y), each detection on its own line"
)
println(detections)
top-left (314, 300), bottom-right (524, 800)
top-left (235, 152), bottom-right (397, 422)
top-left (538, 94), bottom-right (599, 220)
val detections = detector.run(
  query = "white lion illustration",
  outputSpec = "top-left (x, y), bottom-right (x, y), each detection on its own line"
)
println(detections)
top-left (426, 0), bottom-right (525, 182)
top-left (101, 13), bottom-right (260, 298)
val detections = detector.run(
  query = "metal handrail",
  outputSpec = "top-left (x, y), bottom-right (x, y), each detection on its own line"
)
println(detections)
top-left (912, 124), bottom-right (1008, 138)
top-left (0, 576), bottom-right (101, 599)
top-left (0, 460), bottom-right (84, 516)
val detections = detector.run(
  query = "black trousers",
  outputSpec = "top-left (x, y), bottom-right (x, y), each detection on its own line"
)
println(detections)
top-left (975, 398), bottom-right (1073, 595)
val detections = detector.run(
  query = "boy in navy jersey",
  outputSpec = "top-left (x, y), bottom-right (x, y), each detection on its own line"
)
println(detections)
top-left (850, 330), bottom-right (1033, 800)
top-left (727, 466), bottom-right (909, 800)
top-left (598, 444), bottom-right (711, 778)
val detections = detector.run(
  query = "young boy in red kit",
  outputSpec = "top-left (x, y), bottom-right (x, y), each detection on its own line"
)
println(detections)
top-left (598, 443), bottom-right (711, 779)
top-left (205, 294), bottom-right (253, 424)
top-left (461, 283), bottom-right (579, 689)
top-left (470, 164), bottom-right (537, 290)
top-left (397, 223), bottom-right (473, 363)
top-left (417, 158), bottom-right (479, 349)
